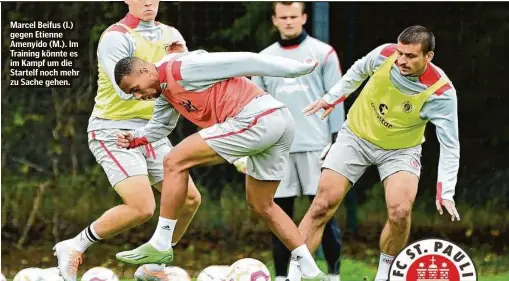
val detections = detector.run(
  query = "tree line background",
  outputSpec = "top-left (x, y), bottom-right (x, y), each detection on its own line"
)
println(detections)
top-left (1, 1), bottom-right (509, 277)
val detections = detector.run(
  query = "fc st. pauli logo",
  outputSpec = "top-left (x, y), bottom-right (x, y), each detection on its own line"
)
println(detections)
top-left (389, 238), bottom-right (477, 281)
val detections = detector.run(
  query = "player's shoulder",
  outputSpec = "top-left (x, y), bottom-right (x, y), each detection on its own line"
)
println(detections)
top-left (420, 62), bottom-right (455, 96)
top-left (105, 13), bottom-right (141, 34)
top-left (157, 22), bottom-right (181, 33)
top-left (306, 36), bottom-right (333, 51)
top-left (306, 36), bottom-right (338, 60)
top-left (375, 43), bottom-right (398, 58)
top-left (259, 42), bottom-right (280, 54)
top-left (99, 23), bottom-right (131, 48)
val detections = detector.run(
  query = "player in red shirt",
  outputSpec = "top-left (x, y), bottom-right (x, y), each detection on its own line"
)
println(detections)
top-left (113, 50), bottom-right (329, 281)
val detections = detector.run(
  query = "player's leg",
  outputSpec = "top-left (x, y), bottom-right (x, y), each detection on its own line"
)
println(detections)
top-left (374, 146), bottom-right (421, 281)
top-left (54, 130), bottom-right (157, 281)
top-left (298, 128), bottom-right (372, 254)
top-left (131, 138), bottom-right (203, 281)
top-left (320, 213), bottom-right (342, 280)
top-left (146, 138), bottom-right (202, 247)
top-left (298, 170), bottom-right (349, 254)
top-left (245, 108), bottom-right (327, 281)
top-left (247, 175), bottom-right (328, 280)
top-left (116, 132), bottom-right (225, 264)
top-left (272, 197), bottom-right (296, 281)
top-left (272, 154), bottom-right (299, 281)
top-left (153, 178), bottom-right (201, 246)
top-left (299, 151), bottom-right (342, 279)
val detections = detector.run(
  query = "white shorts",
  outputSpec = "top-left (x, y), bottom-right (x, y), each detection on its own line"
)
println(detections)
top-left (322, 127), bottom-right (422, 185)
top-left (274, 151), bottom-right (322, 198)
top-left (199, 97), bottom-right (294, 181)
top-left (88, 129), bottom-right (172, 187)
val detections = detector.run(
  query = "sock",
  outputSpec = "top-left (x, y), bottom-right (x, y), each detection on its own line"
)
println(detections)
top-left (275, 277), bottom-right (286, 281)
top-left (328, 274), bottom-right (340, 281)
top-left (149, 217), bottom-right (177, 251)
top-left (291, 245), bottom-right (321, 278)
top-left (374, 252), bottom-right (395, 281)
top-left (287, 260), bottom-right (302, 281)
top-left (144, 264), bottom-right (165, 271)
top-left (72, 223), bottom-right (102, 253)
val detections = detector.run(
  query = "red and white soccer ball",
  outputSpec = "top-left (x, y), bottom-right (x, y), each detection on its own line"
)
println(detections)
top-left (197, 265), bottom-right (230, 281)
top-left (164, 266), bottom-right (192, 281)
top-left (226, 258), bottom-right (271, 281)
top-left (81, 267), bottom-right (119, 281)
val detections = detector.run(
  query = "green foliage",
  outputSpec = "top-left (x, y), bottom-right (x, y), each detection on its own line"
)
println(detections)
top-left (210, 2), bottom-right (277, 51)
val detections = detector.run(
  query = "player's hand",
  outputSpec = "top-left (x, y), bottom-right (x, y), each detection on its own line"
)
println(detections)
top-left (303, 99), bottom-right (334, 119)
top-left (167, 41), bottom-right (186, 54)
top-left (233, 157), bottom-right (248, 174)
top-left (436, 199), bottom-right (460, 221)
top-left (116, 131), bottom-right (134, 149)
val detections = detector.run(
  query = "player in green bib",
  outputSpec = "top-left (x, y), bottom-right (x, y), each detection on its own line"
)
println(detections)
top-left (52, 1), bottom-right (200, 281)
top-left (292, 26), bottom-right (461, 281)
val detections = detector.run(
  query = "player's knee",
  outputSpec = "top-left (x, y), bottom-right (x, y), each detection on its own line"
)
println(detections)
top-left (309, 198), bottom-right (335, 223)
top-left (309, 182), bottom-right (338, 222)
top-left (247, 199), bottom-right (273, 219)
top-left (388, 203), bottom-right (412, 225)
top-left (131, 204), bottom-right (155, 223)
top-left (163, 152), bottom-right (182, 173)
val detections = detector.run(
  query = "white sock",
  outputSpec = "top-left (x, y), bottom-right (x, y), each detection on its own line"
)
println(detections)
top-left (291, 245), bottom-right (321, 278)
top-left (149, 217), bottom-right (177, 251)
top-left (287, 260), bottom-right (302, 281)
top-left (72, 223), bottom-right (102, 253)
top-left (275, 276), bottom-right (286, 281)
top-left (328, 274), bottom-right (340, 281)
top-left (144, 264), bottom-right (165, 271)
top-left (374, 252), bottom-right (395, 281)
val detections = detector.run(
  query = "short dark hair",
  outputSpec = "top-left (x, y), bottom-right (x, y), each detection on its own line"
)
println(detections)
top-left (272, 2), bottom-right (305, 15)
top-left (114, 56), bottom-right (142, 86)
top-left (397, 25), bottom-right (435, 53)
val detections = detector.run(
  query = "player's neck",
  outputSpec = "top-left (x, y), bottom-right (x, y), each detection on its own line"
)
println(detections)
top-left (126, 12), bottom-right (156, 27)
top-left (413, 64), bottom-right (428, 77)
top-left (278, 30), bottom-right (308, 47)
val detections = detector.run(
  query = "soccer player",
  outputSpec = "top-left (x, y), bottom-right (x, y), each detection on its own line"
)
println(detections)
top-left (294, 25), bottom-right (460, 281)
top-left (113, 50), bottom-right (330, 281)
top-left (52, 1), bottom-right (201, 281)
top-left (251, 2), bottom-right (343, 281)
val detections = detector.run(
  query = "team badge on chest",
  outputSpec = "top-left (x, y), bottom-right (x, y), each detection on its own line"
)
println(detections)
top-left (402, 101), bottom-right (414, 113)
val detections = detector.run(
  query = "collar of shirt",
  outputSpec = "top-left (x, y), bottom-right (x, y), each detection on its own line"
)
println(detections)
top-left (278, 30), bottom-right (308, 48)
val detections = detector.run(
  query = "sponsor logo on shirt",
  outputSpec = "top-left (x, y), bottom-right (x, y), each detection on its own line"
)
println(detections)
top-left (371, 102), bottom-right (393, 128)
top-left (275, 78), bottom-right (310, 94)
top-left (179, 99), bottom-right (198, 113)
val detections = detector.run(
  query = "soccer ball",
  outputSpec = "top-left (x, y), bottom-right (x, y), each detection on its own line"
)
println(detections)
top-left (81, 267), bottom-right (119, 281)
top-left (13, 267), bottom-right (62, 281)
top-left (13, 268), bottom-right (46, 281)
top-left (197, 265), bottom-right (230, 281)
top-left (164, 266), bottom-right (191, 281)
top-left (225, 258), bottom-right (271, 281)
top-left (41, 267), bottom-right (64, 281)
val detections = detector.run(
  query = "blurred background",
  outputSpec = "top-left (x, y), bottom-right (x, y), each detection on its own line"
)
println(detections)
top-left (1, 1), bottom-right (509, 280)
